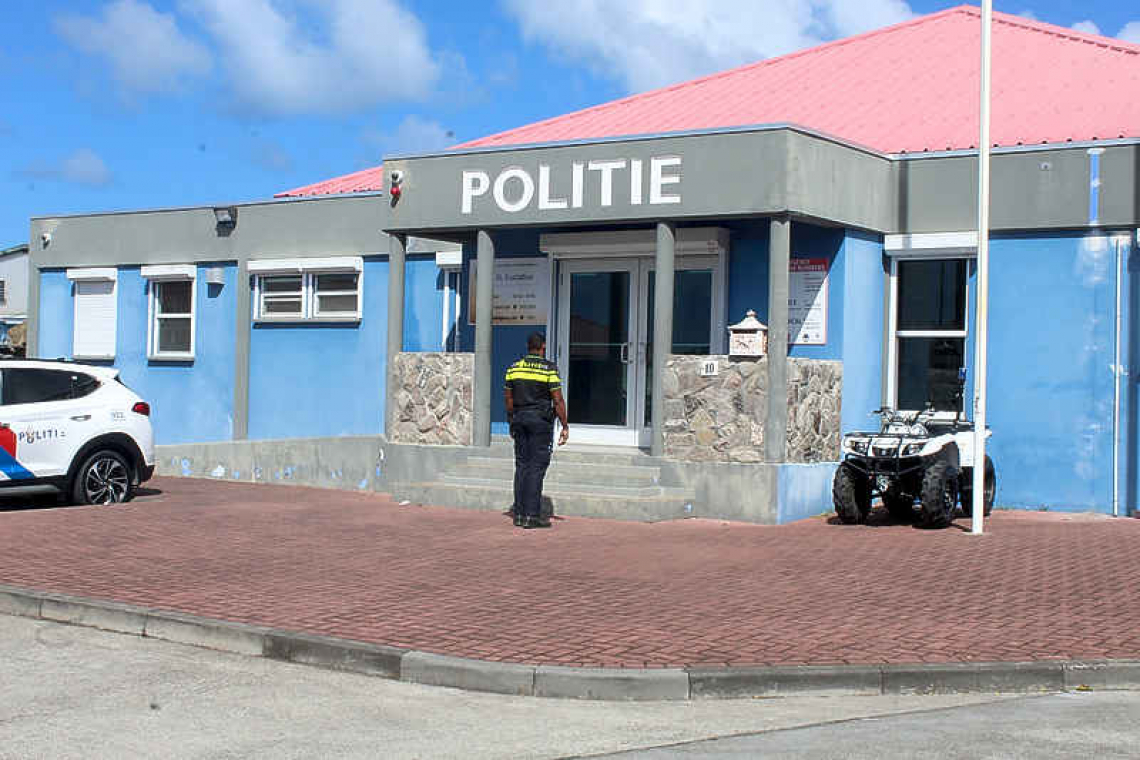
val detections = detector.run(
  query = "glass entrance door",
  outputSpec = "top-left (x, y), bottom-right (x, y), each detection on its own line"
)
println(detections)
top-left (558, 260), bottom-right (639, 444)
top-left (556, 256), bottom-right (720, 447)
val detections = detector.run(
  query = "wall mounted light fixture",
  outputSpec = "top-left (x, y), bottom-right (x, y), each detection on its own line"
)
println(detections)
top-left (213, 206), bottom-right (238, 226)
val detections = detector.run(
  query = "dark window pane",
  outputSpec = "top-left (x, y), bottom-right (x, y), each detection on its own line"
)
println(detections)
top-left (263, 297), bottom-right (303, 315)
top-left (567, 271), bottom-right (629, 426)
top-left (157, 280), bottom-right (192, 315)
top-left (645, 269), bottom-right (713, 426)
top-left (897, 337), bottom-right (965, 411)
top-left (897, 260), bottom-right (966, 331)
top-left (315, 273), bottom-right (358, 292)
top-left (158, 317), bottom-right (192, 353)
top-left (316, 294), bottom-right (358, 314)
top-left (262, 275), bottom-right (302, 294)
top-left (3, 369), bottom-right (98, 405)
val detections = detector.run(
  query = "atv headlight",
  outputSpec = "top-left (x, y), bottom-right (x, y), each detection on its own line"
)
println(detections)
top-left (844, 439), bottom-right (869, 455)
top-left (903, 442), bottom-right (925, 456)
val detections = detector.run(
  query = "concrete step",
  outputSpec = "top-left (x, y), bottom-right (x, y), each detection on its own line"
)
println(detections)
top-left (478, 443), bottom-right (657, 467)
top-left (455, 457), bottom-right (662, 487)
top-left (439, 474), bottom-right (669, 498)
top-left (393, 481), bottom-right (697, 522)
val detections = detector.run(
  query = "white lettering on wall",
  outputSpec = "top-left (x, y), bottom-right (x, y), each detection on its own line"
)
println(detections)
top-left (460, 156), bottom-right (682, 214)
top-left (650, 156), bottom-right (682, 204)
top-left (461, 170), bottom-right (490, 214)
top-left (586, 159), bottom-right (626, 207)
top-left (492, 167), bottom-right (535, 213)
top-left (537, 165), bottom-right (568, 210)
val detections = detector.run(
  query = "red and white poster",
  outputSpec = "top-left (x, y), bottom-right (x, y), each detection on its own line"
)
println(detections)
top-left (789, 258), bottom-right (828, 345)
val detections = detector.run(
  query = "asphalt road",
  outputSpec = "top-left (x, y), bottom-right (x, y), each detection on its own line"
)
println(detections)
top-left (4, 615), bottom-right (1138, 760)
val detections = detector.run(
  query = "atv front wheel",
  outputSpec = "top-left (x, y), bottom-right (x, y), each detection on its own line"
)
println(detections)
top-left (960, 455), bottom-right (996, 517)
top-left (833, 462), bottom-right (871, 524)
top-left (920, 456), bottom-right (959, 528)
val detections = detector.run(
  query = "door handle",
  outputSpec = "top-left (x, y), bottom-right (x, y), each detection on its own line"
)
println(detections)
top-left (620, 342), bottom-right (631, 364)
top-left (70, 415), bottom-right (91, 422)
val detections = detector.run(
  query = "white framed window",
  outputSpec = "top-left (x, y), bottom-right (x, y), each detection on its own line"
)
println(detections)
top-left (67, 268), bottom-right (118, 360)
top-left (249, 257), bottom-right (363, 322)
top-left (142, 265), bottom-right (197, 360)
top-left (436, 249), bottom-right (462, 351)
top-left (887, 255), bottom-right (971, 412)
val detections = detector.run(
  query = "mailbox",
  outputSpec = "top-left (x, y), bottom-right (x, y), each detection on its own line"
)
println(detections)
top-left (728, 309), bottom-right (768, 358)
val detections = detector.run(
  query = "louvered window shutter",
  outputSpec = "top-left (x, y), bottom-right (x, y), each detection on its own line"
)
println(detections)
top-left (73, 279), bottom-right (117, 358)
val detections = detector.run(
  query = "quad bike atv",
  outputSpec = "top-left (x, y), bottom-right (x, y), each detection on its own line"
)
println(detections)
top-left (833, 370), bottom-right (996, 528)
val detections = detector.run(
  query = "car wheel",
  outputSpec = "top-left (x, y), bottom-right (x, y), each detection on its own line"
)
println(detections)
top-left (833, 462), bottom-right (870, 524)
top-left (960, 455), bottom-right (996, 517)
top-left (920, 455), bottom-right (959, 528)
top-left (71, 450), bottom-right (134, 505)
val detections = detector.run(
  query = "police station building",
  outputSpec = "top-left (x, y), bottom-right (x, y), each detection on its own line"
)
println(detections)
top-left (26, 6), bottom-right (1140, 522)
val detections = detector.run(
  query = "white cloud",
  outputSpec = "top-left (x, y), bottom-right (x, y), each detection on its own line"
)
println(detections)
top-left (17, 149), bottom-right (113, 187)
top-left (1017, 10), bottom-right (1039, 21)
top-left (54, 0), bottom-right (210, 94)
top-left (1119, 21), bottom-right (1140, 44)
top-left (182, 0), bottom-right (442, 115)
top-left (501, 0), bottom-right (914, 93)
top-left (1072, 20), bottom-right (1101, 35)
top-left (362, 115), bottom-right (455, 158)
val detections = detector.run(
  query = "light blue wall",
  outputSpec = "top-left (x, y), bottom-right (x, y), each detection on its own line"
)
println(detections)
top-left (777, 462), bottom-right (838, 523)
top-left (113, 265), bottom-right (237, 445)
top-left (37, 270), bottom-right (72, 359)
top-left (985, 232), bottom-right (1118, 511)
top-left (404, 255), bottom-right (446, 352)
top-left (249, 257), bottom-right (388, 440)
top-left (839, 231), bottom-right (885, 434)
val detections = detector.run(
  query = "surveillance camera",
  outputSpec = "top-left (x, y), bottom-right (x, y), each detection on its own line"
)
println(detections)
top-left (41, 232), bottom-right (51, 246)
top-left (390, 170), bottom-right (404, 185)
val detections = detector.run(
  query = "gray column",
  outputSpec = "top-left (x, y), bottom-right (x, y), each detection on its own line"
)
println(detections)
top-left (233, 259), bottom-right (251, 440)
top-left (26, 264), bottom-right (40, 358)
top-left (473, 230), bottom-right (495, 447)
top-left (765, 216), bottom-right (791, 462)
top-left (651, 222), bottom-right (676, 457)
top-left (386, 233), bottom-right (407, 438)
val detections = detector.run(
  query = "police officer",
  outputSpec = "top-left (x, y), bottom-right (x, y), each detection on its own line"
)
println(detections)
top-left (504, 332), bottom-right (569, 529)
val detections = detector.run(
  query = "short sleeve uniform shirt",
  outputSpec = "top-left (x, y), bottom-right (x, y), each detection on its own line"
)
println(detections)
top-left (504, 354), bottom-right (562, 412)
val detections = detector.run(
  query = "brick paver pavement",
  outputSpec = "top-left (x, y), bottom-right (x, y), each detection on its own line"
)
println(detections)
top-left (1, 477), bottom-right (1138, 669)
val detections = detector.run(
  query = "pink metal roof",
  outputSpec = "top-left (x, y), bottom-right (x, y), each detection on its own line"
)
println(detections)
top-left (277, 5), bottom-right (1140, 198)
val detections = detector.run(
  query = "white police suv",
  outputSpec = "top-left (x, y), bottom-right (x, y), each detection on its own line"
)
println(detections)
top-left (0, 360), bottom-right (155, 504)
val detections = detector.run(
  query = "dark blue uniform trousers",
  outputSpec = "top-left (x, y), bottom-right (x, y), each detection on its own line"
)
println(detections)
top-left (512, 408), bottom-right (554, 518)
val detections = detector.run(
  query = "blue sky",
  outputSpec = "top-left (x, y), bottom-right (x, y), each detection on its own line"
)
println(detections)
top-left (2, 0), bottom-right (1138, 247)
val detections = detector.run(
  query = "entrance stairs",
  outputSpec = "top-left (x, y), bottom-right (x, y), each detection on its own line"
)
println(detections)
top-left (394, 440), bottom-right (697, 522)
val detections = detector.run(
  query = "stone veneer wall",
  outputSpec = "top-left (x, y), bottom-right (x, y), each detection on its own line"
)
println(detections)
top-left (662, 356), bottom-right (842, 464)
top-left (390, 352), bottom-right (473, 446)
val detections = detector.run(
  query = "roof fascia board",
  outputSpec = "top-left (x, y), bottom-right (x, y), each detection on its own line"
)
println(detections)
top-left (383, 123), bottom-right (888, 162)
top-left (30, 192), bottom-right (385, 223)
top-left (892, 137), bottom-right (1140, 161)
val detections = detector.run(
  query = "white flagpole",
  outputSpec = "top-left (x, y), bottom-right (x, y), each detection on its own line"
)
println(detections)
top-left (972, 0), bottom-right (993, 535)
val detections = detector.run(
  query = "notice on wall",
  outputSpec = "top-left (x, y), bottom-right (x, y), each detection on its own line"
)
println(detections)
top-left (468, 258), bottom-right (551, 326)
top-left (789, 257), bottom-right (828, 345)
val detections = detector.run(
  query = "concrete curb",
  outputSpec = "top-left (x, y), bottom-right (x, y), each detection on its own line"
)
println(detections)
top-left (2, 583), bottom-right (1138, 701)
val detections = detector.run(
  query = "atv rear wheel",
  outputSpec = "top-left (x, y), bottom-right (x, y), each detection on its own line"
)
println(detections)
top-left (833, 462), bottom-right (871, 524)
top-left (960, 455), bottom-right (996, 517)
top-left (920, 456), bottom-right (959, 528)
